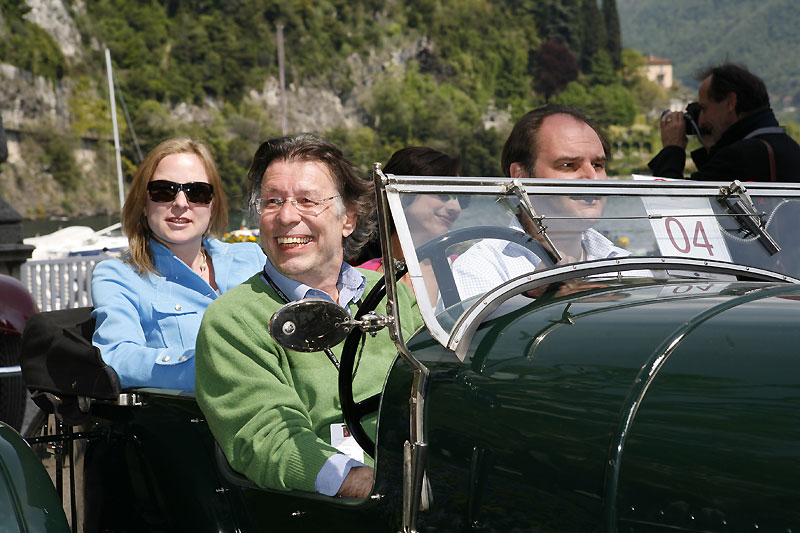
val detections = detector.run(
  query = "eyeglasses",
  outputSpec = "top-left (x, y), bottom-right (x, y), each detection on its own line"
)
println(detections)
top-left (437, 194), bottom-right (471, 208)
top-left (254, 195), bottom-right (341, 216)
top-left (147, 180), bottom-right (214, 204)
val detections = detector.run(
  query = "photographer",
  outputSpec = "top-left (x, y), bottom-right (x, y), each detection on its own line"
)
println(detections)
top-left (648, 63), bottom-right (800, 182)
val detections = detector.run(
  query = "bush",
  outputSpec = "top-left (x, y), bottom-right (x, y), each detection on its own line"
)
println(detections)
top-left (34, 128), bottom-right (81, 189)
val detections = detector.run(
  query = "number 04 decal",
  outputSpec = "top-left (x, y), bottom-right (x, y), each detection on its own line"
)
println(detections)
top-left (665, 217), bottom-right (714, 256)
top-left (642, 197), bottom-right (732, 262)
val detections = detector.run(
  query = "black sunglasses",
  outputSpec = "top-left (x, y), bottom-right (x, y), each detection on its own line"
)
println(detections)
top-left (147, 180), bottom-right (214, 204)
top-left (437, 194), bottom-right (471, 208)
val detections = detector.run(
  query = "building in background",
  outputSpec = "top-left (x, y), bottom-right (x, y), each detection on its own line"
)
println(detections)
top-left (644, 55), bottom-right (673, 89)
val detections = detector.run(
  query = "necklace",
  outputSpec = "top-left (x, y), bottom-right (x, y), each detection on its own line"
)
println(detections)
top-left (199, 247), bottom-right (208, 274)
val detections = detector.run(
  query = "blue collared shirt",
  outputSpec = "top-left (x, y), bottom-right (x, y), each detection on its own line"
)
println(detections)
top-left (262, 257), bottom-right (366, 309)
top-left (262, 257), bottom-right (368, 496)
top-left (91, 238), bottom-right (266, 391)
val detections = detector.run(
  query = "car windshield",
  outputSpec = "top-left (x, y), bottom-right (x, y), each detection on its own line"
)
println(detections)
top-left (381, 174), bottom-right (800, 353)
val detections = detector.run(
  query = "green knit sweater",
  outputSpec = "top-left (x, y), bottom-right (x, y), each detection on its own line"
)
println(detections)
top-left (195, 269), bottom-right (421, 493)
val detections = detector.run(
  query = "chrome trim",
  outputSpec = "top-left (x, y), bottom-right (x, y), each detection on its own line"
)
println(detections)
top-left (374, 166), bottom-right (431, 533)
top-left (448, 257), bottom-right (800, 361)
top-left (384, 174), bottom-right (800, 355)
top-left (0, 365), bottom-right (21, 377)
top-left (116, 393), bottom-right (143, 406)
top-left (382, 174), bottom-right (800, 197)
top-left (718, 180), bottom-right (780, 254)
top-left (505, 179), bottom-right (562, 263)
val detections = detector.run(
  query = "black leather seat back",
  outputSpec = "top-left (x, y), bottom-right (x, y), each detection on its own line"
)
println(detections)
top-left (20, 307), bottom-right (120, 424)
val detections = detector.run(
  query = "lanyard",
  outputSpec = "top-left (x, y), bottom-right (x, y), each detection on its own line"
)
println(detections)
top-left (261, 270), bottom-right (345, 371)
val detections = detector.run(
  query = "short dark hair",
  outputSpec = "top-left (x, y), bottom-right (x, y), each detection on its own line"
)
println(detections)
top-left (385, 146), bottom-right (461, 208)
top-left (246, 133), bottom-right (374, 260)
top-left (500, 104), bottom-right (609, 177)
top-left (383, 146), bottom-right (461, 178)
top-left (696, 63), bottom-right (769, 114)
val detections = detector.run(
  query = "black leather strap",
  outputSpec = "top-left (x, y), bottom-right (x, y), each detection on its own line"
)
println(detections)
top-left (756, 138), bottom-right (776, 181)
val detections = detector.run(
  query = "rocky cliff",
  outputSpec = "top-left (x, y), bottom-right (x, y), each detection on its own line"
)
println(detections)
top-left (0, 1), bottom-right (446, 219)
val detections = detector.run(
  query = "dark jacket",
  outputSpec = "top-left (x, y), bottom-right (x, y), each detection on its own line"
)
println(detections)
top-left (648, 107), bottom-right (800, 182)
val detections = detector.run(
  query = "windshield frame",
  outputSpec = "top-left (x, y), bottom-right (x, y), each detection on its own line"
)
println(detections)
top-left (377, 171), bottom-right (800, 360)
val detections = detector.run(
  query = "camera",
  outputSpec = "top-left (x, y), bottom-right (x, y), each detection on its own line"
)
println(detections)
top-left (661, 102), bottom-right (702, 136)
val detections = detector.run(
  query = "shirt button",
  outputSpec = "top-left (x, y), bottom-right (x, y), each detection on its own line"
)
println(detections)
top-left (178, 355), bottom-right (187, 362)
top-left (161, 355), bottom-right (171, 362)
top-left (175, 304), bottom-right (182, 311)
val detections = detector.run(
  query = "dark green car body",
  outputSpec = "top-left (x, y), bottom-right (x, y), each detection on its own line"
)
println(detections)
top-left (5, 176), bottom-right (800, 531)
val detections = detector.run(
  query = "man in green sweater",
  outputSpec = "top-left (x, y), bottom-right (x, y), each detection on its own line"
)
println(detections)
top-left (195, 134), bottom-right (420, 499)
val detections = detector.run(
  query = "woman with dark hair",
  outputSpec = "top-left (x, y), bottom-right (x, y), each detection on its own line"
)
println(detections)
top-left (91, 138), bottom-right (265, 391)
top-left (358, 146), bottom-right (462, 301)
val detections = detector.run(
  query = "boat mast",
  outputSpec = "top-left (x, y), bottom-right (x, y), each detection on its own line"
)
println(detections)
top-left (105, 48), bottom-right (125, 213)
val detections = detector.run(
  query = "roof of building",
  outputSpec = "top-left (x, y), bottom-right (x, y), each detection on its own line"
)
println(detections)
top-left (646, 54), bottom-right (672, 66)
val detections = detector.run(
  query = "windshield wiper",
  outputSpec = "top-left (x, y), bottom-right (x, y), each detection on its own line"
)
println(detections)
top-left (717, 180), bottom-right (780, 255)
top-left (505, 180), bottom-right (563, 263)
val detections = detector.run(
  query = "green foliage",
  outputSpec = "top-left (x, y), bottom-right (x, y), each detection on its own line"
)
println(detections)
top-left (13, 0), bottom-right (651, 218)
top-left (401, 0), bottom-right (539, 108)
top-left (0, 0), bottom-right (66, 80)
top-left (69, 77), bottom-right (116, 138)
top-left (556, 81), bottom-right (636, 128)
top-left (579, 0), bottom-right (606, 73)
top-left (620, 48), bottom-right (668, 111)
top-left (34, 127), bottom-right (81, 189)
top-left (621, 48), bottom-right (646, 82)
top-left (584, 50), bottom-right (617, 87)
top-left (784, 121), bottom-right (800, 145)
top-left (365, 64), bottom-right (481, 154)
top-left (529, 0), bottom-right (581, 55)
top-left (602, 0), bottom-right (622, 69)
top-left (325, 126), bottom-right (386, 176)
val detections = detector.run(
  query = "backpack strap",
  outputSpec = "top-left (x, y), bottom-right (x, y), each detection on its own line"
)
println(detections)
top-left (743, 127), bottom-right (784, 181)
top-left (756, 138), bottom-right (776, 181)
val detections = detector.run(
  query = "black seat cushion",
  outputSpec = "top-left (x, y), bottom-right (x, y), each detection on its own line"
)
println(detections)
top-left (21, 307), bottom-right (121, 410)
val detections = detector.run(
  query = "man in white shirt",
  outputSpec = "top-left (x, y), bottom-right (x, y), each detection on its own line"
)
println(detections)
top-left (453, 105), bottom-right (631, 300)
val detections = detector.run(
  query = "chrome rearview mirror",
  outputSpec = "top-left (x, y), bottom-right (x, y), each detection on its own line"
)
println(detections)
top-left (269, 299), bottom-right (351, 352)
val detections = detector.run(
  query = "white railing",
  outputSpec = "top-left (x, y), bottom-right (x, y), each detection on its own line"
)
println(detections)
top-left (21, 255), bottom-right (113, 311)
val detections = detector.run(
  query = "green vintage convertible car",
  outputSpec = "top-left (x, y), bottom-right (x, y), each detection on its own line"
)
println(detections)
top-left (3, 171), bottom-right (800, 532)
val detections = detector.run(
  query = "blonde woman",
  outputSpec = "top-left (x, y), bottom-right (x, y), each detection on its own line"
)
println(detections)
top-left (91, 138), bottom-right (265, 391)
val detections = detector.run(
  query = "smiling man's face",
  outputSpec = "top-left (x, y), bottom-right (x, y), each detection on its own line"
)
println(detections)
top-left (259, 159), bottom-right (356, 289)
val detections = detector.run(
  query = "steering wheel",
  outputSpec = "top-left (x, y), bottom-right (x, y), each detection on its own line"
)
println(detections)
top-left (338, 264), bottom-right (405, 458)
top-left (338, 226), bottom-right (553, 456)
top-left (415, 226), bottom-right (557, 308)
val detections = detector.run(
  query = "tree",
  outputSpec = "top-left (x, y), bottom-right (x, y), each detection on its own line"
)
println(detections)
top-left (579, 0), bottom-right (606, 73)
top-left (535, 40), bottom-right (579, 100)
top-left (531, 0), bottom-right (581, 56)
top-left (556, 81), bottom-right (636, 128)
top-left (602, 0), bottom-right (622, 70)
top-left (585, 49), bottom-right (617, 87)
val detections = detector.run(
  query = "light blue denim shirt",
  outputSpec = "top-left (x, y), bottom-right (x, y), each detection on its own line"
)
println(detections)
top-left (262, 257), bottom-right (369, 496)
top-left (91, 238), bottom-right (265, 392)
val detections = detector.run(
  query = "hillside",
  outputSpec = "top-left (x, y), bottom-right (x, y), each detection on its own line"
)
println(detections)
top-left (0, 0), bottom-right (662, 219)
top-left (618, 0), bottom-right (800, 118)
